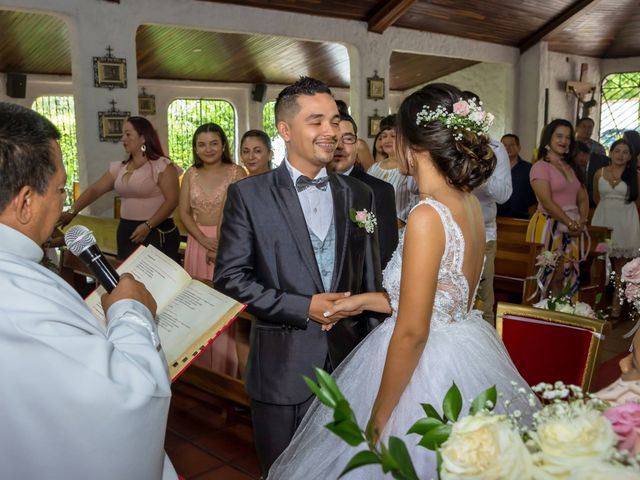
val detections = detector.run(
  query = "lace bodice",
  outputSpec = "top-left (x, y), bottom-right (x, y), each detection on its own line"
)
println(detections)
top-left (189, 165), bottom-right (241, 223)
top-left (382, 198), bottom-right (479, 327)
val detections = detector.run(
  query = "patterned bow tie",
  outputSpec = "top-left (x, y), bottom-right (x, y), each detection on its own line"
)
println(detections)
top-left (295, 175), bottom-right (330, 192)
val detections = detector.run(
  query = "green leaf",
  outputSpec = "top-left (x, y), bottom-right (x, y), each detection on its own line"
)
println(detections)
top-left (303, 375), bottom-right (336, 409)
top-left (338, 451), bottom-right (380, 477)
top-left (442, 383), bottom-right (462, 422)
top-left (326, 420), bottom-right (366, 446)
top-left (379, 442), bottom-right (399, 474)
top-left (349, 208), bottom-right (357, 222)
top-left (469, 385), bottom-right (497, 415)
top-left (407, 417), bottom-right (443, 436)
top-left (595, 292), bottom-right (602, 305)
top-left (418, 424), bottom-right (452, 450)
top-left (315, 367), bottom-right (344, 402)
top-left (420, 403), bottom-right (443, 422)
top-left (388, 437), bottom-right (419, 480)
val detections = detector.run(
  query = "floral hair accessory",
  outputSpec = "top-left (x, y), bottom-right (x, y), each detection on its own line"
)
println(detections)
top-left (415, 97), bottom-right (494, 141)
top-left (349, 208), bottom-right (377, 234)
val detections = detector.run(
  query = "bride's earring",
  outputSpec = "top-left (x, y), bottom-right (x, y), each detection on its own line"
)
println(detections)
top-left (141, 144), bottom-right (146, 156)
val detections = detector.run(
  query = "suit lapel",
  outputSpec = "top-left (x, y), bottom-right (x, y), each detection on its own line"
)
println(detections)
top-left (330, 174), bottom-right (349, 292)
top-left (271, 164), bottom-right (324, 292)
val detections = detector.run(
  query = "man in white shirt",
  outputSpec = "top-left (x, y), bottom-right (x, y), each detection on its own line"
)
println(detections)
top-left (0, 102), bottom-right (177, 480)
top-left (462, 91), bottom-right (513, 325)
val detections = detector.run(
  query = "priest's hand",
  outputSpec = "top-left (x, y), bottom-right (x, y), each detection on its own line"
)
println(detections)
top-left (101, 273), bottom-right (157, 317)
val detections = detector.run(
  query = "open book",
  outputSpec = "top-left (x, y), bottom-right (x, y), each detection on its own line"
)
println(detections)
top-left (84, 245), bottom-right (245, 380)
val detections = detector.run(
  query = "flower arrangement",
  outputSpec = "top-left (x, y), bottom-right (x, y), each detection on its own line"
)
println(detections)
top-left (621, 258), bottom-right (640, 314)
top-left (533, 289), bottom-right (603, 320)
top-left (415, 97), bottom-right (494, 141)
top-left (306, 370), bottom-right (640, 479)
top-left (349, 208), bottom-right (377, 234)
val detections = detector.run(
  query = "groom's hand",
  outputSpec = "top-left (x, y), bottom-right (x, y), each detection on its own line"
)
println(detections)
top-left (309, 292), bottom-right (352, 324)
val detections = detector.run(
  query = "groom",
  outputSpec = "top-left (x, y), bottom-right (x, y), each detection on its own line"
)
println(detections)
top-left (214, 77), bottom-right (384, 474)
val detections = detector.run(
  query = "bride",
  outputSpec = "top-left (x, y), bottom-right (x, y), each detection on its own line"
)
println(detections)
top-left (268, 83), bottom-right (531, 479)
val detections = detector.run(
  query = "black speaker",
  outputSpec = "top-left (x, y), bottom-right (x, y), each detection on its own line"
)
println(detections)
top-left (6, 73), bottom-right (27, 99)
top-left (252, 83), bottom-right (267, 102)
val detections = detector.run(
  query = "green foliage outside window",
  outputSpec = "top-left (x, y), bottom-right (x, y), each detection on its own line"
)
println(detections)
top-left (167, 99), bottom-right (236, 170)
top-left (32, 95), bottom-right (78, 206)
top-left (263, 101), bottom-right (277, 140)
top-left (602, 72), bottom-right (640, 101)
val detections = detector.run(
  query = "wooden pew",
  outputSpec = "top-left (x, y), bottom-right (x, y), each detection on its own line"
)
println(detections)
top-left (495, 217), bottom-right (611, 307)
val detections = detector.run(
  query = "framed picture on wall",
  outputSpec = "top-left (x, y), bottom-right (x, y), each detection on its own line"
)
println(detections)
top-left (138, 95), bottom-right (156, 116)
top-left (98, 110), bottom-right (130, 142)
top-left (93, 56), bottom-right (127, 89)
top-left (368, 110), bottom-right (383, 138)
top-left (367, 72), bottom-right (385, 100)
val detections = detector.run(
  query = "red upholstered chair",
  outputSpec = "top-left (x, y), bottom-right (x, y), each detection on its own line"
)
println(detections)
top-left (496, 302), bottom-right (606, 391)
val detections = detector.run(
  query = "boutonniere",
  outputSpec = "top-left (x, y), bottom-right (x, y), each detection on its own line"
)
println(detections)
top-left (349, 208), bottom-right (377, 234)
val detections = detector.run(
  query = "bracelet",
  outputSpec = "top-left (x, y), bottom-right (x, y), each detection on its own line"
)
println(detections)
top-left (66, 208), bottom-right (77, 216)
top-left (144, 221), bottom-right (153, 230)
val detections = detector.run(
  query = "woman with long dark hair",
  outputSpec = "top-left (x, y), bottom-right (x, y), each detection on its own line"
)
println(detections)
top-left (591, 139), bottom-right (640, 316)
top-left (527, 119), bottom-right (589, 300)
top-left (60, 116), bottom-right (182, 261)
top-left (179, 122), bottom-right (245, 375)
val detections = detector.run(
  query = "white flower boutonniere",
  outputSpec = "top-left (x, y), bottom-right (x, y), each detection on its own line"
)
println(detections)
top-left (349, 208), bottom-right (377, 234)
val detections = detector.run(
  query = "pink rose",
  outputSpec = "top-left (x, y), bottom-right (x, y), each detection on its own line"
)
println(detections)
top-left (604, 402), bottom-right (640, 454)
top-left (625, 282), bottom-right (640, 303)
top-left (355, 210), bottom-right (368, 223)
top-left (452, 101), bottom-right (470, 116)
top-left (621, 258), bottom-right (640, 283)
top-left (595, 242), bottom-right (609, 253)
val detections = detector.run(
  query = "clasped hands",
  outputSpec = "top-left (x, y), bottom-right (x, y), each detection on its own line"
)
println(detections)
top-left (309, 292), bottom-right (364, 331)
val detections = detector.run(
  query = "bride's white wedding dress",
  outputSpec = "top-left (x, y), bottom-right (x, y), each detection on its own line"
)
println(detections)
top-left (268, 198), bottom-right (531, 479)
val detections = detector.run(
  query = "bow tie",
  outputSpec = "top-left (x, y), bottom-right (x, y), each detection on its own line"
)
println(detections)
top-left (295, 175), bottom-right (330, 192)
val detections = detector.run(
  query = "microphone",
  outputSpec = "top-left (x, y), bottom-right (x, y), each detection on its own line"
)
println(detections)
top-left (64, 225), bottom-right (120, 293)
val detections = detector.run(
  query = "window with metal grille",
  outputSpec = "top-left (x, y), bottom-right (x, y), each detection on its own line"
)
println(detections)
top-left (32, 95), bottom-right (78, 206)
top-left (167, 99), bottom-right (236, 170)
top-left (600, 72), bottom-right (640, 151)
top-left (262, 100), bottom-right (285, 166)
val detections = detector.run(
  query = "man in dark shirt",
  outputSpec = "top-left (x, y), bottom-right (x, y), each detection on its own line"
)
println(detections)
top-left (497, 134), bottom-right (537, 219)
top-left (575, 140), bottom-right (609, 208)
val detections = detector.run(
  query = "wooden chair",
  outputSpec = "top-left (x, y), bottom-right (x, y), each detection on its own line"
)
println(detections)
top-left (496, 302), bottom-right (607, 391)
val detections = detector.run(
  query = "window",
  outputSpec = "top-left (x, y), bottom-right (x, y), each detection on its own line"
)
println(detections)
top-left (32, 95), bottom-right (78, 206)
top-left (600, 72), bottom-right (640, 150)
top-left (167, 99), bottom-right (236, 170)
top-left (263, 101), bottom-right (285, 166)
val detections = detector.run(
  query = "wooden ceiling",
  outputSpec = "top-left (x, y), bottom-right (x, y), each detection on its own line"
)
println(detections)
top-left (1, 1), bottom-right (638, 92)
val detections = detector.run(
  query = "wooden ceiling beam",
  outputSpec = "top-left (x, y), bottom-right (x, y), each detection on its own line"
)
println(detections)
top-left (368, 0), bottom-right (417, 34)
top-left (519, 0), bottom-right (599, 52)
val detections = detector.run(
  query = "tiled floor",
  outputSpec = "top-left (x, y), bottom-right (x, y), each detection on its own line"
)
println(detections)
top-left (166, 381), bottom-right (261, 480)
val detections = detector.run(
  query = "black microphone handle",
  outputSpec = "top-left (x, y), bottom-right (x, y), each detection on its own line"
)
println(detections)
top-left (77, 245), bottom-right (120, 293)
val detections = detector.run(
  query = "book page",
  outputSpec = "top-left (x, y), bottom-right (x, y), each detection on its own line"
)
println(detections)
top-left (85, 245), bottom-right (192, 325)
top-left (160, 280), bottom-right (244, 379)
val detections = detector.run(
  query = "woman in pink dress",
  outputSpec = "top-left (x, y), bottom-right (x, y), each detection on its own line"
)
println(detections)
top-left (179, 123), bottom-right (245, 375)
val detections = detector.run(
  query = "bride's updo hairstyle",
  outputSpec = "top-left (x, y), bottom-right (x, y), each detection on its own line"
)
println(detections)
top-left (396, 83), bottom-right (496, 192)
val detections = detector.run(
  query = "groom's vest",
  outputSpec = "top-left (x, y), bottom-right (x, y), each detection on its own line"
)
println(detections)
top-left (308, 217), bottom-right (336, 292)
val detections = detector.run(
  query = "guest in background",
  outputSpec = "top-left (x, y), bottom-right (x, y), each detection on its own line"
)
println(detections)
top-left (328, 111), bottom-right (398, 269)
top-left (367, 114), bottom-right (414, 224)
top-left (335, 100), bottom-right (374, 171)
top-left (461, 91), bottom-right (512, 324)
top-left (574, 140), bottom-right (609, 208)
top-left (59, 117), bottom-right (182, 261)
top-left (371, 130), bottom-right (386, 165)
top-left (624, 130), bottom-right (640, 164)
top-left (0, 102), bottom-right (177, 480)
top-left (240, 129), bottom-right (272, 176)
top-left (591, 139), bottom-right (640, 317)
top-left (527, 119), bottom-right (589, 300)
top-left (179, 123), bottom-right (245, 376)
top-left (576, 117), bottom-right (606, 156)
top-left (497, 133), bottom-right (536, 219)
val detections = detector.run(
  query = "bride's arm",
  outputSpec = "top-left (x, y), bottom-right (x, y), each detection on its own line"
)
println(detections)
top-left (368, 204), bottom-right (445, 439)
top-left (324, 292), bottom-right (392, 317)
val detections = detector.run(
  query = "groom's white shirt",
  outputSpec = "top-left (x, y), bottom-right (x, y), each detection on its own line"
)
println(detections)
top-left (285, 157), bottom-right (333, 241)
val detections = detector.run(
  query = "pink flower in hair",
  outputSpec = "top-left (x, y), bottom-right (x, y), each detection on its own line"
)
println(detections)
top-left (452, 101), bottom-right (470, 116)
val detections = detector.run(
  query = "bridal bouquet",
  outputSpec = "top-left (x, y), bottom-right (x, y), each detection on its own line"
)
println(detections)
top-left (306, 370), bottom-right (640, 479)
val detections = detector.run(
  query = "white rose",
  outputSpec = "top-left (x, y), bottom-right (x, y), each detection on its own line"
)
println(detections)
top-left (573, 302), bottom-right (596, 319)
top-left (567, 460), bottom-right (640, 480)
top-left (440, 413), bottom-right (533, 480)
top-left (534, 299), bottom-right (550, 310)
top-left (531, 406), bottom-right (616, 477)
top-left (555, 303), bottom-right (575, 314)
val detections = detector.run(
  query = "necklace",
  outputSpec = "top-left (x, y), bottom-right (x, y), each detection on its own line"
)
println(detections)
top-left (607, 167), bottom-right (623, 186)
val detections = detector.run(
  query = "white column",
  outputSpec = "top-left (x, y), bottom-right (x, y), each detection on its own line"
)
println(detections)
top-left (66, 4), bottom-right (139, 216)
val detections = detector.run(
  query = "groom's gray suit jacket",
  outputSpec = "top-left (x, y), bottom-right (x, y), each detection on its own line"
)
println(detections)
top-left (214, 163), bottom-right (384, 405)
